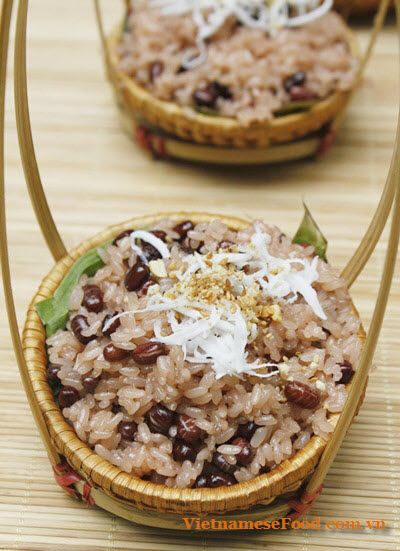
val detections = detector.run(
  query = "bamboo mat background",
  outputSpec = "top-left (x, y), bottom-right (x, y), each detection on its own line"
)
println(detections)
top-left (1, 1), bottom-right (399, 550)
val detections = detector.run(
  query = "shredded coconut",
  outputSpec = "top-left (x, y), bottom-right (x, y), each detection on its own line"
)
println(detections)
top-left (129, 230), bottom-right (171, 260)
top-left (104, 226), bottom-right (325, 379)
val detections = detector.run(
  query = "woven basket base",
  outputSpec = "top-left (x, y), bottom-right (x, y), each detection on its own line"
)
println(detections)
top-left (117, 100), bottom-right (332, 165)
top-left (75, 480), bottom-right (295, 530)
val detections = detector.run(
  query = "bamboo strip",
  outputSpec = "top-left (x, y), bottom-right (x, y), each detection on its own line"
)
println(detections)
top-left (0, 0), bottom-right (60, 466)
top-left (341, 171), bottom-right (396, 286)
top-left (94, 0), bottom-right (111, 76)
top-left (305, 9), bottom-right (400, 493)
top-left (356, 0), bottom-right (391, 80)
top-left (14, 0), bottom-right (66, 261)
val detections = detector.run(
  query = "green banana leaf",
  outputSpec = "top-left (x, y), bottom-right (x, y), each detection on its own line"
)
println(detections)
top-left (35, 245), bottom-right (107, 337)
top-left (292, 202), bottom-right (328, 261)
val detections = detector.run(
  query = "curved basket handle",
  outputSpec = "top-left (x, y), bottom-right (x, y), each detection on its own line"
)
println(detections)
top-left (356, 0), bottom-right (392, 81)
top-left (0, 0), bottom-right (61, 466)
top-left (329, 0), bottom-right (392, 137)
top-left (342, 141), bottom-right (397, 286)
top-left (305, 161), bottom-right (400, 499)
top-left (14, 0), bottom-right (66, 261)
top-left (302, 0), bottom-right (400, 500)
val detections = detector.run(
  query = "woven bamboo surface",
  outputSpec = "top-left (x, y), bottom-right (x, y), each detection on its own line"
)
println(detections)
top-left (1, 1), bottom-right (399, 549)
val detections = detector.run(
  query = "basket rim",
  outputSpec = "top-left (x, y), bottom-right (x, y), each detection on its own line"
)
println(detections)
top-left (106, 19), bottom-right (359, 142)
top-left (22, 211), bottom-right (365, 514)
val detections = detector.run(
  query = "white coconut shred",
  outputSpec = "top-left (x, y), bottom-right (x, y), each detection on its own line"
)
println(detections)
top-left (104, 225), bottom-right (326, 379)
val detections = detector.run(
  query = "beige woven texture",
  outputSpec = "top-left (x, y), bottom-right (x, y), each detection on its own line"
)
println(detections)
top-left (1, 1), bottom-right (399, 549)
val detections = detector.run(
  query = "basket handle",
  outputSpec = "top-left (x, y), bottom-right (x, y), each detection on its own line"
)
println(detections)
top-left (329, 0), bottom-right (392, 135)
top-left (0, 0), bottom-right (61, 466)
top-left (356, 0), bottom-right (392, 81)
top-left (14, 0), bottom-right (66, 261)
top-left (306, 157), bottom-right (400, 499)
top-left (303, 0), bottom-right (400, 500)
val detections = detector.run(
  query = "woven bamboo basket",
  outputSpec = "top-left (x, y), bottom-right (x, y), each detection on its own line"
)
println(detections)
top-left (1, 0), bottom-right (400, 532)
top-left (94, 0), bottom-right (390, 164)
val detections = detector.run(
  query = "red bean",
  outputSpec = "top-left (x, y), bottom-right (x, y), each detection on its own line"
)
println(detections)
top-left (111, 403), bottom-right (122, 414)
top-left (82, 284), bottom-right (104, 313)
top-left (141, 231), bottom-right (167, 261)
top-left (58, 386), bottom-right (80, 408)
top-left (103, 343), bottom-right (130, 363)
top-left (208, 471), bottom-right (235, 487)
top-left (193, 82), bottom-right (232, 109)
top-left (236, 421), bottom-right (258, 441)
top-left (212, 452), bottom-right (236, 475)
top-left (201, 461), bottom-right (219, 475)
top-left (112, 229), bottom-right (133, 246)
top-left (193, 474), bottom-right (208, 488)
top-left (172, 220), bottom-right (194, 241)
top-left (149, 471), bottom-right (167, 484)
top-left (267, 365), bottom-right (280, 374)
top-left (70, 315), bottom-right (96, 345)
top-left (102, 312), bottom-right (121, 337)
top-left (149, 60), bottom-right (164, 82)
top-left (231, 437), bottom-right (254, 466)
top-left (283, 71), bottom-right (306, 92)
top-left (146, 404), bottom-right (175, 435)
top-left (193, 461), bottom-right (236, 487)
top-left (131, 342), bottom-right (167, 365)
top-left (82, 374), bottom-right (100, 393)
top-left (124, 262), bottom-right (150, 292)
top-left (284, 381), bottom-right (321, 409)
top-left (181, 237), bottom-right (202, 253)
top-left (118, 421), bottom-right (138, 441)
top-left (173, 440), bottom-right (197, 462)
top-left (152, 230), bottom-right (167, 242)
top-left (210, 81), bottom-right (232, 100)
top-left (176, 414), bottom-right (205, 443)
top-left (193, 87), bottom-right (218, 109)
top-left (337, 361), bottom-right (354, 385)
top-left (46, 364), bottom-right (60, 383)
top-left (137, 279), bottom-right (156, 297)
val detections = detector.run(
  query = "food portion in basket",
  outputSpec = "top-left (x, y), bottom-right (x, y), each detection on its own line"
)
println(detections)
top-left (37, 215), bottom-right (362, 489)
top-left (117, 0), bottom-right (359, 125)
